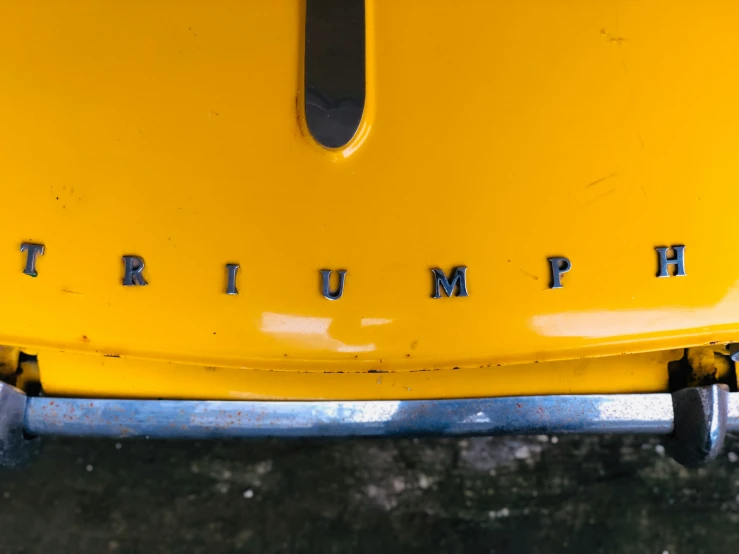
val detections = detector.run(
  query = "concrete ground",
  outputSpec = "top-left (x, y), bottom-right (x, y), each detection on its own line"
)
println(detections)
top-left (0, 434), bottom-right (738, 553)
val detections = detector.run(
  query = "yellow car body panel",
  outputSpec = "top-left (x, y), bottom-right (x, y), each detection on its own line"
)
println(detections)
top-left (38, 349), bottom-right (679, 400)
top-left (0, 1), bottom-right (737, 398)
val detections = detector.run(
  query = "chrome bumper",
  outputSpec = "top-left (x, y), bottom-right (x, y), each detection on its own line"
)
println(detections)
top-left (1, 383), bottom-right (734, 468)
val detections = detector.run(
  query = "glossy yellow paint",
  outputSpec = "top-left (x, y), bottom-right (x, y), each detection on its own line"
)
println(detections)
top-left (0, 1), bottom-right (737, 398)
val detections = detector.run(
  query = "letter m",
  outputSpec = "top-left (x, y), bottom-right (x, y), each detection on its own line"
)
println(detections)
top-left (431, 266), bottom-right (469, 298)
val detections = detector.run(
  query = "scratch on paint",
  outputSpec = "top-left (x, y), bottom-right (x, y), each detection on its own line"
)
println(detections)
top-left (586, 172), bottom-right (617, 188)
top-left (600, 28), bottom-right (626, 45)
top-left (519, 269), bottom-right (539, 281)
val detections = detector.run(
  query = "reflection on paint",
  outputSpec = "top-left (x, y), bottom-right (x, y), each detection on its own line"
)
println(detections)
top-left (531, 284), bottom-right (739, 339)
top-left (261, 312), bottom-right (375, 353)
top-left (262, 313), bottom-right (332, 335)
top-left (337, 344), bottom-right (374, 353)
top-left (361, 317), bottom-right (392, 327)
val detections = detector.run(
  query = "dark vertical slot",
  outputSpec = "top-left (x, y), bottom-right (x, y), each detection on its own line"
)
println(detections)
top-left (304, 0), bottom-right (365, 148)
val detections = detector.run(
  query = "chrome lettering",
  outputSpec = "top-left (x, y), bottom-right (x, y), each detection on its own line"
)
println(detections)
top-left (655, 245), bottom-right (686, 278)
top-left (431, 266), bottom-right (468, 298)
top-left (225, 264), bottom-right (240, 295)
top-left (321, 269), bottom-right (347, 300)
top-left (20, 243), bottom-right (45, 277)
top-left (122, 255), bottom-right (148, 286)
top-left (547, 257), bottom-right (571, 289)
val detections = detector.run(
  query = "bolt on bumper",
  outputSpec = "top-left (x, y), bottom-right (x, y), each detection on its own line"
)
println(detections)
top-left (0, 383), bottom-right (735, 468)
